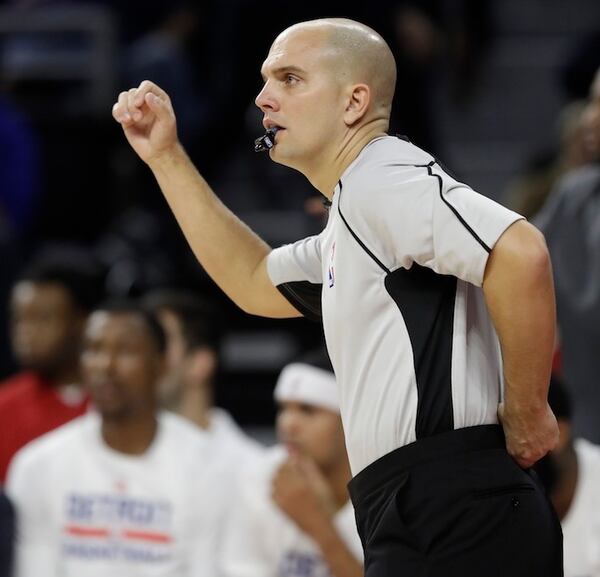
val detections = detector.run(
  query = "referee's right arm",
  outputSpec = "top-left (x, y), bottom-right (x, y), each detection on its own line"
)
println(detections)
top-left (483, 219), bottom-right (559, 469)
top-left (112, 81), bottom-right (302, 320)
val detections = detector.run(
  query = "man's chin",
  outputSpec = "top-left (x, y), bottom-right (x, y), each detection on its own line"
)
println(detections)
top-left (268, 146), bottom-right (286, 163)
top-left (92, 402), bottom-right (129, 421)
top-left (268, 149), bottom-right (305, 174)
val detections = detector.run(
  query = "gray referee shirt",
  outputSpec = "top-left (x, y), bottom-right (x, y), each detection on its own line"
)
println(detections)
top-left (267, 136), bottom-right (523, 474)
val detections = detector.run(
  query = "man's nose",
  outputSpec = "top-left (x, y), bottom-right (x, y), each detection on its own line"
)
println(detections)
top-left (255, 84), bottom-right (279, 112)
top-left (91, 350), bottom-right (117, 374)
top-left (279, 411), bottom-right (302, 437)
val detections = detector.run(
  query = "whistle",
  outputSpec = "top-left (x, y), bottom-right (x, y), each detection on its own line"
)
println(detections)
top-left (254, 127), bottom-right (279, 152)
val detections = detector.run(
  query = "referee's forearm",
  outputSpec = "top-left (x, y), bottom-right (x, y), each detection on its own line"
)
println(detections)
top-left (150, 146), bottom-right (269, 278)
top-left (148, 145), bottom-right (294, 317)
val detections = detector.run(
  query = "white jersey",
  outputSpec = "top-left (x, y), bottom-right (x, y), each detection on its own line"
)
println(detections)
top-left (6, 411), bottom-right (234, 577)
top-left (267, 136), bottom-right (522, 474)
top-left (220, 446), bottom-right (363, 577)
top-left (209, 407), bottom-right (265, 465)
top-left (563, 439), bottom-right (600, 577)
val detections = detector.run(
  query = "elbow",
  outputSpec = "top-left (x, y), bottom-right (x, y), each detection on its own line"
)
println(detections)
top-left (521, 226), bottom-right (553, 285)
top-left (235, 294), bottom-right (275, 318)
top-left (236, 298), bottom-right (259, 316)
top-left (231, 291), bottom-right (260, 316)
top-left (484, 221), bottom-right (554, 290)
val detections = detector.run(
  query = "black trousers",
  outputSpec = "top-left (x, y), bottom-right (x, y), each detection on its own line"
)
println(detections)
top-left (348, 425), bottom-right (563, 577)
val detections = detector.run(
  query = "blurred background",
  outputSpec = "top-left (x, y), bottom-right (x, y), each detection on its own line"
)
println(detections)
top-left (0, 0), bottom-right (599, 431)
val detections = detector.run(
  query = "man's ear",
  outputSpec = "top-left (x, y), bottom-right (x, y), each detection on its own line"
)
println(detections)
top-left (343, 84), bottom-right (370, 126)
top-left (184, 347), bottom-right (217, 387)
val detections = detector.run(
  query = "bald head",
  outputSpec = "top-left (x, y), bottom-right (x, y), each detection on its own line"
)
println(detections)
top-left (276, 18), bottom-right (397, 119)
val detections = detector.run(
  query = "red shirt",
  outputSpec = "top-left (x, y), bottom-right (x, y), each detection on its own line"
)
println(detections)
top-left (0, 372), bottom-right (88, 484)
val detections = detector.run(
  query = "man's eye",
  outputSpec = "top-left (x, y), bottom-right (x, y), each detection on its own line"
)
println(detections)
top-left (285, 75), bottom-right (298, 85)
top-left (299, 403), bottom-right (316, 415)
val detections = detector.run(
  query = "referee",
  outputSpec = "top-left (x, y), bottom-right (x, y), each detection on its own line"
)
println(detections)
top-left (113, 18), bottom-right (562, 576)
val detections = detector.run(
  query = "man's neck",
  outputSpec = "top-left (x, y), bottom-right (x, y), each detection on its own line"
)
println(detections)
top-left (307, 120), bottom-right (388, 198)
top-left (178, 385), bottom-right (212, 430)
top-left (102, 411), bottom-right (158, 455)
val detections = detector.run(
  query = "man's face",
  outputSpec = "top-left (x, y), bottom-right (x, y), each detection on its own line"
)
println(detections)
top-left (255, 28), bottom-right (346, 171)
top-left (276, 400), bottom-right (346, 471)
top-left (81, 311), bottom-right (163, 420)
top-left (10, 281), bottom-right (84, 373)
top-left (582, 72), bottom-right (600, 160)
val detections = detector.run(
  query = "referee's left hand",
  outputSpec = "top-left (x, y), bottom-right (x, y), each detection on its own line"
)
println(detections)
top-left (498, 401), bottom-right (559, 469)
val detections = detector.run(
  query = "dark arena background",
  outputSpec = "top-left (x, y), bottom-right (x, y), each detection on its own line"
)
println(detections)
top-left (0, 0), bottom-right (599, 433)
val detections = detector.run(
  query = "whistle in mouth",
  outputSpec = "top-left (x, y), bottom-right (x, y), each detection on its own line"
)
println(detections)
top-left (254, 127), bottom-right (279, 152)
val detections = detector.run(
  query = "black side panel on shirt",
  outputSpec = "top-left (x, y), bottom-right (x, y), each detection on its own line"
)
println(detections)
top-left (276, 281), bottom-right (322, 322)
top-left (385, 265), bottom-right (456, 439)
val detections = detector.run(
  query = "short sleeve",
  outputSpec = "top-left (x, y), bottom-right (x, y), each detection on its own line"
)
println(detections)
top-left (343, 164), bottom-right (523, 287)
top-left (429, 172), bottom-right (524, 286)
top-left (267, 236), bottom-right (323, 321)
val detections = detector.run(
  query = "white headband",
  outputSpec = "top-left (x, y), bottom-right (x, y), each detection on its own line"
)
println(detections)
top-left (274, 363), bottom-right (339, 414)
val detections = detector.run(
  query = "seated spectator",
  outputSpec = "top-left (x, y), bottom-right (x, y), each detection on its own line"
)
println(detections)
top-left (0, 490), bottom-right (15, 576)
top-left (143, 288), bottom-right (264, 462)
top-left (6, 300), bottom-right (234, 577)
top-left (535, 67), bottom-right (600, 442)
top-left (0, 245), bottom-right (103, 483)
top-left (535, 376), bottom-right (600, 577)
top-left (221, 350), bottom-right (363, 577)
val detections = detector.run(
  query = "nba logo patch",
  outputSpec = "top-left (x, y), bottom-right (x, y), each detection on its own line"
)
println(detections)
top-left (328, 242), bottom-right (335, 288)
